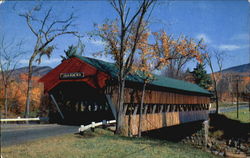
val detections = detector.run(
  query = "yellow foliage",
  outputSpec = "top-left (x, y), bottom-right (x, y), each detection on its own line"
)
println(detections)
top-left (2, 74), bottom-right (43, 114)
top-left (96, 20), bottom-right (204, 82)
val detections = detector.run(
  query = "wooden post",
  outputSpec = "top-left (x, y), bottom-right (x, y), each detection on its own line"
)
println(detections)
top-left (249, 97), bottom-right (250, 112)
top-left (236, 78), bottom-right (239, 118)
top-left (144, 104), bottom-right (148, 114)
top-left (167, 105), bottom-right (170, 112)
top-left (133, 105), bottom-right (139, 115)
top-left (152, 104), bottom-right (156, 114)
top-left (105, 95), bottom-right (117, 119)
top-left (50, 94), bottom-right (64, 119)
top-left (138, 82), bottom-right (146, 137)
top-left (203, 120), bottom-right (209, 148)
top-left (123, 104), bottom-right (128, 114)
top-left (159, 105), bottom-right (164, 113)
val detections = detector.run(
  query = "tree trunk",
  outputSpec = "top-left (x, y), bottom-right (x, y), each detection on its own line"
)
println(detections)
top-left (212, 73), bottom-right (219, 114)
top-left (138, 81), bottom-right (146, 137)
top-left (115, 79), bottom-right (126, 135)
top-left (236, 80), bottom-right (239, 118)
top-left (248, 97), bottom-right (250, 112)
top-left (215, 88), bottom-right (219, 114)
top-left (25, 56), bottom-right (35, 118)
top-left (4, 84), bottom-right (8, 118)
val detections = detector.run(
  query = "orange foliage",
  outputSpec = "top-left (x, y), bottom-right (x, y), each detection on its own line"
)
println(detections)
top-left (96, 20), bottom-right (204, 82)
top-left (0, 73), bottom-right (43, 114)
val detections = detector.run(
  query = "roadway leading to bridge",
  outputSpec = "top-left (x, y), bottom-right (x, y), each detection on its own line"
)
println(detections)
top-left (209, 104), bottom-right (249, 113)
top-left (1, 105), bottom-right (249, 147)
top-left (1, 124), bottom-right (79, 147)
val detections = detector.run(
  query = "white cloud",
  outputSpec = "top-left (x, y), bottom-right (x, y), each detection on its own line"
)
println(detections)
top-left (217, 44), bottom-right (248, 51)
top-left (0, 0), bottom-right (5, 5)
top-left (19, 58), bottom-right (61, 65)
top-left (42, 58), bottom-right (61, 64)
top-left (90, 39), bottom-right (106, 46)
top-left (231, 33), bottom-right (249, 41)
top-left (196, 33), bottom-right (211, 43)
top-left (19, 59), bottom-right (29, 64)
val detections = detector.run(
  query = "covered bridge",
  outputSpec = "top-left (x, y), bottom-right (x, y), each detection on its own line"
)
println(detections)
top-left (39, 55), bottom-right (211, 135)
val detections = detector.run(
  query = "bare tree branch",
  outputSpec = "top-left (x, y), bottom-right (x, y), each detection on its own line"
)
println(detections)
top-left (19, 5), bottom-right (79, 118)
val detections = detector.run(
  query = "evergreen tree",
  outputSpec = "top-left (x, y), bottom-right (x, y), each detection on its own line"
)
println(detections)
top-left (61, 43), bottom-right (84, 61)
top-left (192, 63), bottom-right (212, 89)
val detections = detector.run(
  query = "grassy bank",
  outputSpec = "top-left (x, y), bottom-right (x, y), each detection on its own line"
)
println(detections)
top-left (211, 102), bottom-right (248, 109)
top-left (222, 108), bottom-right (250, 123)
top-left (2, 128), bottom-right (218, 158)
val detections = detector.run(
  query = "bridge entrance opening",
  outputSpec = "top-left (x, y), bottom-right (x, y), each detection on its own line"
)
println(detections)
top-left (48, 82), bottom-right (114, 125)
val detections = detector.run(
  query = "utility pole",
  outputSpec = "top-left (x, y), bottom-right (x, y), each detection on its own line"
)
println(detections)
top-left (235, 75), bottom-right (242, 119)
top-left (236, 77), bottom-right (239, 118)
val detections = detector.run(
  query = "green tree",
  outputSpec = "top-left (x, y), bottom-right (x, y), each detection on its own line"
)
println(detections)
top-left (192, 63), bottom-right (212, 89)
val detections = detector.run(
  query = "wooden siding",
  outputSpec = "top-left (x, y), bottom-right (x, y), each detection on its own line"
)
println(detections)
top-left (125, 110), bottom-right (209, 136)
top-left (105, 86), bottom-right (210, 110)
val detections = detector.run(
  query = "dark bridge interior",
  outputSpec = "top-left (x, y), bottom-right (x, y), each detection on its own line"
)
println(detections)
top-left (48, 82), bottom-right (114, 125)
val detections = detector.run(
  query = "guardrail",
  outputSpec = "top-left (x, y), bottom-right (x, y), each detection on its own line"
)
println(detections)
top-left (79, 120), bottom-right (116, 133)
top-left (0, 117), bottom-right (49, 122)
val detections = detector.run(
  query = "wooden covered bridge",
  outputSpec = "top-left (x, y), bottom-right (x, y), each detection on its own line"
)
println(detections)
top-left (39, 55), bottom-right (211, 135)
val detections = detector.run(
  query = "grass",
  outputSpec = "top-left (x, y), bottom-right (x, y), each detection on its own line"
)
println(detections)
top-left (222, 108), bottom-right (250, 123)
top-left (210, 102), bottom-right (248, 109)
top-left (1, 128), bottom-right (218, 158)
top-left (209, 111), bottom-right (249, 141)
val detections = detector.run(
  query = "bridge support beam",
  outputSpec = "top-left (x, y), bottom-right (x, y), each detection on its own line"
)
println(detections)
top-left (50, 94), bottom-right (64, 119)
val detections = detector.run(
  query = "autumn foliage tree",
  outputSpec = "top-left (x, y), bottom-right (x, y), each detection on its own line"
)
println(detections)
top-left (134, 31), bottom-right (204, 136)
top-left (95, 0), bottom-right (207, 135)
top-left (95, 0), bottom-right (155, 135)
top-left (0, 36), bottom-right (24, 118)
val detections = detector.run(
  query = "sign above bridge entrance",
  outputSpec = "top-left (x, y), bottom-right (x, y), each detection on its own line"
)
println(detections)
top-left (59, 72), bottom-right (84, 80)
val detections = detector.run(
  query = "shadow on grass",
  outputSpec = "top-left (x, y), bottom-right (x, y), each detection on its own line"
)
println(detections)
top-left (142, 121), bottom-right (204, 142)
top-left (209, 114), bottom-right (250, 141)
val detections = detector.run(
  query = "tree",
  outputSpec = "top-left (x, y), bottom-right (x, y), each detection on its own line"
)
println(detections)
top-left (162, 38), bottom-right (196, 80)
top-left (203, 50), bottom-right (224, 114)
top-left (0, 36), bottom-right (24, 118)
top-left (96, 0), bottom-right (204, 136)
top-left (61, 39), bottom-right (85, 61)
top-left (192, 63), bottom-right (212, 89)
top-left (243, 83), bottom-right (250, 112)
top-left (134, 31), bottom-right (204, 137)
top-left (19, 5), bottom-right (78, 118)
top-left (95, 0), bottom-right (155, 135)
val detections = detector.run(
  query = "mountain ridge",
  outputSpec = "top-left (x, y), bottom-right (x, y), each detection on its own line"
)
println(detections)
top-left (12, 66), bottom-right (52, 77)
top-left (221, 63), bottom-right (250, 74)
top-left (11, 62), bottom-right (250, 78)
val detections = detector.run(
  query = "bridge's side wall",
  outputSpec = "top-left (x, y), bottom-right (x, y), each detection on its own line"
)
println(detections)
top-left (105, 84), bottom-right (210, 136)
top-left (105, 85), bottom-right (210, 110)
top-left (124, 105), bottom-right (209, 136)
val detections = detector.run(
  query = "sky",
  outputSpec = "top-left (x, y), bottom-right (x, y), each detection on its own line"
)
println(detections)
top-left (0, 0), bottom-right (249, 73)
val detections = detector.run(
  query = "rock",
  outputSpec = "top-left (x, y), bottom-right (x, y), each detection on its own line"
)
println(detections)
top-left (227, 139), bottom-right (232, 146)
top-left (236, 150), bottom-right (241, 154)
top-left (212, 150), bottom-right (219, 155)
top-left (239, 144), bottom-right (246, 152)
top-left (235, 140), bottom-right (240, 148)
top-left (207, 142), bottom-right (212, 148)
top-left (218, 152), bottom-right (224, 156)
top-left (225, 151), bottom-right (247, 158)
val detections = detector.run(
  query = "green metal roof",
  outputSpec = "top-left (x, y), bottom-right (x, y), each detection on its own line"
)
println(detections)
top-left (75, 55), bottom-right (210, 95)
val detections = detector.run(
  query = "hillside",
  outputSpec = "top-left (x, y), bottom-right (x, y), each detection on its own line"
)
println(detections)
top-left (12, 66), bottom-right (52, 77)
top-left (221, 63), bottom-right (250, 76)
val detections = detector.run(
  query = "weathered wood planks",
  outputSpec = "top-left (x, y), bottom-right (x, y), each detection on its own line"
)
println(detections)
top-left (125, 110), bottom-right (209, 136)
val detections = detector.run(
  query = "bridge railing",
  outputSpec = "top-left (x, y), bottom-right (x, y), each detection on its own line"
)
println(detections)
top-left (0, 117), bottom-right (49, 122)
top-left (79, 120), bottom-right (116, 133)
